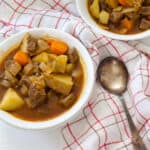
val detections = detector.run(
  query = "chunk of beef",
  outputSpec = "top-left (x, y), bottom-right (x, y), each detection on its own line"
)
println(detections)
top-left (47, 90), bottom-right (59, 101)
top-left (4, 71), bottom-right (18, 85)
top-left (21, 34), bottom-right (49, 56)
top-left (0, 73), bottom-right (10, 87)
top-left (89, 0), bottom-right (93, 4)
top-left (130, 0), bottom-right (143, 9)
top-left (28, 39), bottom-right (49, 56)
top-left (23, 63), bottom-right (33, 75)
top-left (27, 84), bottom-right (46, 108)
top-left (20, 76), bottom-right (31, 87)
top-left (0, 73), bottom-right (3, 78)
top-left (59, 93), bottom-right (75, 107)
top-left (20, 84), bottom-right (28, 96)
top-left (23, 62), bottom-right (40, 76)
top-left (39, 62), bottom-right (54, 74)
top-left (139, 18), bottom-right (150, 30)
top-left (27, 37), bottom-right (37, 55)
top-left (72, 66), bottom-right (82, 85)
top-left (20, 75), bottom-right (45, 89)
top-left (32, 62), bottom-right (40, 75)
top-left (29, 75), bottom-right (45, 89)
top-left (0, 71), bottom-right (18, 87)
top-left (100, 1), bottom-right (107, 10)
top-left (67, 48), bottom-right (78, 63)
top-left (28, 38), bottom-right (50, 56)
top-left (0, 79), bottom-right (11, 88)
top-left (37, 39), bottom-right (49, 52)
top-left (19, 75), bottom-right (45, 99)
top-left (4, 60), bottom-right (21, 76)
top-left (110, 11), bottom-right (123, 23)
top-left (125, 12), bottom-right (140, 21)
top-left (20, 33), bottom-right (37, 55)
top-left (140, 6), bottom-right (150, 16)
top-left (144, 0), bottom-right (150, 5)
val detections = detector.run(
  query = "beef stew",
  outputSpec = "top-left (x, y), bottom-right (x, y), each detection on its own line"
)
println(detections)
top-left (0, 33), bottom-right (84, 121)
top-left (88, 0), bottom-right (150, 34)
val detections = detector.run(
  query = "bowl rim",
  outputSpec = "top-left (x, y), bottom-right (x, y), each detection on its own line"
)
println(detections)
top-left (0, 28), bottom-right (95, 130)
top-left (76, 0), bottom-right (150, 41)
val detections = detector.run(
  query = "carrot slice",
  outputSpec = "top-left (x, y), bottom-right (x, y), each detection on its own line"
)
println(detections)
top-left (147, 16), bottom-right (150, 20)
top-left (50, 40), bottom-right (68, 55)
top-left (46, 38), bottom-right (54, 45)
top-left (119, 0), bottom-right (127, 6)
top-left (121, 18), bottom-right (133, 31)
top-left (13, 51), bottom-right (30, 66)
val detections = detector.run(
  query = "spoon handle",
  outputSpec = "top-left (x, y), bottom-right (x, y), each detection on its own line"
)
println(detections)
top-left (120, 96), bottom-right (147, 150)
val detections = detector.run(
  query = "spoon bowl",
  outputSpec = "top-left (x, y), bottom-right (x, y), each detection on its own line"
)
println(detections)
top-left (97, 57), bottom-right (128, 95)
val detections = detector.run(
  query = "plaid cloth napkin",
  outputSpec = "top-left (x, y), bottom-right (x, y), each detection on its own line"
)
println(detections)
top-left (0, 0), bottom-right (150, 150)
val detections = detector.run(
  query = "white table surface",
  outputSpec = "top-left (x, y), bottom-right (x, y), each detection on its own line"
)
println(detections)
top-left (0, 120), bottom-right (64, 150)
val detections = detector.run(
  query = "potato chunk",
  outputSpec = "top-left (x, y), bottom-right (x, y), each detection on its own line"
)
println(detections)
top-left (90, 0), bottom-right (100, 19)
top-left (32, 52), bottom-right (50, 63)
top-left (66, 63), bottom-right (75, 74)
top-left (54, 55), bottom-right (67, 73)
top-left (0, 88), bottom-right (24, 111)
top-left (45, 74), bottom-right (73, 95)
top-left (99, 10), bottom-right (110, 25)
top-left (32, 52), bottom-right (56, 63)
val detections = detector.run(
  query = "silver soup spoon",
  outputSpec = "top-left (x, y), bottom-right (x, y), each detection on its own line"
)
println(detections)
top-left (97, 57), bottom-right (146, 150)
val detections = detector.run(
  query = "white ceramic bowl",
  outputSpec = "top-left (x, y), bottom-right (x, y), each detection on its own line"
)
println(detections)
top-left (76, 0), bottom-right (150, 40)
top-left (0, 28), bottom-right (95, 130)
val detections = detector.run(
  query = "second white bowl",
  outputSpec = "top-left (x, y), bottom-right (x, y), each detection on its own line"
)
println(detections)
top-left (76, 0), bottom-right (150, 41)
